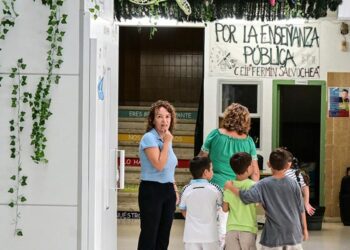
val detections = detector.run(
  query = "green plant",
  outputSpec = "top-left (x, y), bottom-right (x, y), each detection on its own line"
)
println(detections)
top-left (8, 58), bottom-right (31, 236)
top-left (89, 0), bottom-right (100, 19)
top-left (30, 0), bottom-right (67, 163)
top-left (0, 0), bottom-right (18, 42)
top-left (1, 0), bottom-right (19, 87)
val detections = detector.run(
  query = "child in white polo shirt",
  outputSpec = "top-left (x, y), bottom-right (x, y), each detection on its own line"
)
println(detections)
top-left (179, 156), bottom-right (223, 250)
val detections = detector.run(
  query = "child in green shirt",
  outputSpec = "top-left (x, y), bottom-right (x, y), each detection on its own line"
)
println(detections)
top-left (222, 152), bottom-right (257, 250)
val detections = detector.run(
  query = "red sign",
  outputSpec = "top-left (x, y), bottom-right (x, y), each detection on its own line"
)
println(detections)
top-left (118, 157), bottom-right (190, 168)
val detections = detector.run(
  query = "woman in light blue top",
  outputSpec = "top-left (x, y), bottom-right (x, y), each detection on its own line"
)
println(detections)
top-left (137, 100), bottom-right (179, 250)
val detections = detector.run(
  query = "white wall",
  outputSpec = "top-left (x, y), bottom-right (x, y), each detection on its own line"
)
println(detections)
top-left (203, 17), bottom-right (350, 165)
top-left (0, 1), bottom-right (80, 249)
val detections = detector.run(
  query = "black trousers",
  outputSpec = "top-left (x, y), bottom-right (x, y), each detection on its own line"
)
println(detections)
top-left (137, 181), bottom-right (176, 250)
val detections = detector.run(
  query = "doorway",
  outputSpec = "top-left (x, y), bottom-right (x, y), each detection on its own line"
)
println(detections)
top-left (272, 80), bottom-right (326, 206)
top-left (117, 26), bottom-right (205, 215)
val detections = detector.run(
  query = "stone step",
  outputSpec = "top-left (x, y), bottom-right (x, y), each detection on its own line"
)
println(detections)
top-left (119, 122), bottom-right (196, 133)
top-left (119, 140), bottom-right (194, 148)
top-left (117, 189), bottom-right (183, 212)
top-left (120, 146), bottom-right (194, 160)
top-left (122, 166), bottom-right (192, 186)
top-left (119, 106), bottom-right (197, 124)
top-left (117, 192), bottom-right (139, 212)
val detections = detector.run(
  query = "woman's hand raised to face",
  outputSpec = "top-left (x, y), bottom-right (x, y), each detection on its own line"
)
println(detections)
top-left (162, 130), bottom-right (173, 144)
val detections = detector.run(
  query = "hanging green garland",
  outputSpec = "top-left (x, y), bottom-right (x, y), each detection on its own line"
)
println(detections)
top-left (115, 0), bottom-right (342, 22)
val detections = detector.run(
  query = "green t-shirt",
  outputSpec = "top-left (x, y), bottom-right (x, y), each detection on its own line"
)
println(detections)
top-left (201, 129), bottom-right (257, 188)
top-left (223, 179), bottom-right (257, 234)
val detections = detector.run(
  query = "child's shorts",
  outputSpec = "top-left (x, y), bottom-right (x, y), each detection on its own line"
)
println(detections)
top-left (225, 230), bottom-right (257, 250)
top-left (184, 241), bottom-right (220, 250)
top-left (260, 244), bottom-right (303, 250)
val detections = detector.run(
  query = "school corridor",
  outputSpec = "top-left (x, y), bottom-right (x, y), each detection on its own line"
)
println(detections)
top-left (117, 219), bottom-right (350, 250)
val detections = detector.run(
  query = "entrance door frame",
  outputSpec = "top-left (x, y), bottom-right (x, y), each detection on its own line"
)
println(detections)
top-left (272, 80), bottom-right (326, 206)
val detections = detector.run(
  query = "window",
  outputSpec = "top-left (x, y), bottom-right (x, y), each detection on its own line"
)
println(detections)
top-left (219, 81), bottom-right (261, 148)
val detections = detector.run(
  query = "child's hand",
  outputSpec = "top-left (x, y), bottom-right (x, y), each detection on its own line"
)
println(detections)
top-left (303, 228), bottom-right (309, 241)
top-left (175, 191), bottom-right (180, 205)
top-left (224, 180), bottom-right (233, 190)
top-left (305, 203), bottom-right (315, 216)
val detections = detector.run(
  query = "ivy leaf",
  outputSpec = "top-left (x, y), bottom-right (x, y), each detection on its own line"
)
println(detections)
top-left (16, 230), bottom-right (23, 236)
top-left (9, 202), bottom-right (14, 208)
top-left (18, 58), bottom-right (23, 64)
top-left (20, 126), bottom-right (24, 132)
top-left (10, 175), bottom-right (16, 180)
top-left (20, 196), bottom-right (27, 202)
top-left (10, 125), bottom-right (15, 131)
top-left (61, 14), bottom-right (68, 24)
top-left (8, 188), bottom-right (14, 193)
top-left (47, 26), bottom-right (53, 34)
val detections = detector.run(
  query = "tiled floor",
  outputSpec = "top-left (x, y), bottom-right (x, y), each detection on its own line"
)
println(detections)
top-left (117, 219), bottom-right (350, 250)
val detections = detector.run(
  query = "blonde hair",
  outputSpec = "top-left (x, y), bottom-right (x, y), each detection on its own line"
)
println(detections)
top-left (146, 100), bottom-right (176, 133)
top-left (222, 103), bottom-right (251, 135)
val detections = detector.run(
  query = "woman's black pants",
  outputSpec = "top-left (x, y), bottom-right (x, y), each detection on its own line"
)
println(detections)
top-left (137, 181), bottom-right (176, 250)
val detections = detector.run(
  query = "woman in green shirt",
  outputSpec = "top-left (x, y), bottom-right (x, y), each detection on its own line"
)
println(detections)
top-left (199, 102), bottom-right (260, 249)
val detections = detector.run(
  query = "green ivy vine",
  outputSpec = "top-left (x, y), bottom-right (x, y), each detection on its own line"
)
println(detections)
top-left (1, 0), bottom-right (68, 237)
top-left (0, 0), bottom-right (18, 42)
top-left (30, 0), bottom-right (67, 163)
top-left (89, 0), bottom-right (101, 19)
top-left (0, 0), bottom-right (19, 87)
top-left (8, 58), bottom-right (31, 237)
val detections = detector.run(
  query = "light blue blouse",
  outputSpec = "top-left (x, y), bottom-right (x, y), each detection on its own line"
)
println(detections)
top-left (139, 128), bottom-right (178, 183)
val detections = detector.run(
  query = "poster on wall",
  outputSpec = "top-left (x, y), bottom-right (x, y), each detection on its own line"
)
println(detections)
top-left (328, 87), bottom-right (350, 117)
top-left (209, 22), bottom-right (320, 79)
